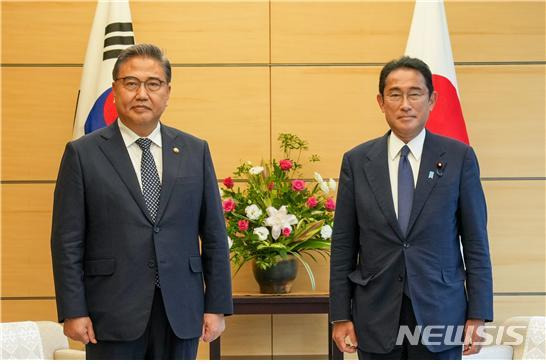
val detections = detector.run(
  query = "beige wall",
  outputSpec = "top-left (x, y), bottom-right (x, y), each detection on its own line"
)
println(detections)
top-left (2, 0), bottom-right (545, 359)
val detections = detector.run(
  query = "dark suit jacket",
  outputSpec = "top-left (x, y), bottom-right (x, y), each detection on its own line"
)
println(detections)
top-left (329, 130), bottom-right (493, 353)
top-left (51, 121), bottom-right (233, 341)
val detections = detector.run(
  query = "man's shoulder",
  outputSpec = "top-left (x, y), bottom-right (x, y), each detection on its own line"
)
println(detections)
top-left (426, 130), bottom-right (471, 154)
top-left (161, 123), bottom-right (206, 147)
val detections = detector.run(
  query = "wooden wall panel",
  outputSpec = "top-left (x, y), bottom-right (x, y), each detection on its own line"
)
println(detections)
top-left (1, 1), bottom-right (269, 64)
top-left (1, 67), bottom-right (79, 180)
top-left (493, 296), bottom-right (546, 324)
top-left (164, 67), bottom-right (270, 179)
top-left (1, 1), bottom-right (94, 64)
top-left (1, 299), bottom-right (57, 322)
top-left (1, 67), bottom-right (269, 180)
top-left (271, 1), bottom-right (413, 63)
top-left (222, 315), bottom-right (272, 356)
top-left (446, 1), bottom-right (545, 62)
top-left (273, 314), bottom-right (327, 355)
top-left (1, 184), bottom-right (55, 297)
top-left (133, 1), bottom-right (269, 63)
top-left (271, 66), bottom-right (545, 179)
top-left (271, 1), bottom-right (545, 63)
top-left (484, 181), bottom-right (546, 293)
top-left (460, 65), bottom-right (545, 178)
top-left (271, 66), bottom-right (384, 179)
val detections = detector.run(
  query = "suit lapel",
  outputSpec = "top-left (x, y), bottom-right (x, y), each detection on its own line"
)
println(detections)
top-left (155, 125), bottom-right (184, 223)
top-left (362, 133), bottom-right (405, 241)
top-left (406, 131), bottom-right (445, 236)
top-left (98, 122), bottom-right (154, 224)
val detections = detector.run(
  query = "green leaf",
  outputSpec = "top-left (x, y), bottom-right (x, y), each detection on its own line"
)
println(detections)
top-left (291, 252), bottom-right (316, 290)
top-left (292, 220), bottom-right (324, 242)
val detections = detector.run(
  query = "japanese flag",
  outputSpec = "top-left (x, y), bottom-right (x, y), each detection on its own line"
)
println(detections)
top-left (405, 0), bottom-right (469, 144)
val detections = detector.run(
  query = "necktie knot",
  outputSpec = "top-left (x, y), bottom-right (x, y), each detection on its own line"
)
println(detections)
top-left (136, 138), bottom-right (152, 151)
top-left (400, 145), bottom-right (410, 159)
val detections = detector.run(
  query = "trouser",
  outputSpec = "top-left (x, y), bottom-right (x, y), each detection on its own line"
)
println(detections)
top-left (357, 294), bottom-right (462, 360)
top-left (86, 288), bottom-right (199, 360)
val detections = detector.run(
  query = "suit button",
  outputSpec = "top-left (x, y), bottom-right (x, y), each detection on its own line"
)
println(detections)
top-left (154, 226), bottom-right (160, 233)
top-left (403, 242), bottom-right (410, 248)
top-left (398, 275), bottom-right (404, 282)
top-left (148, 260), bottom-right (155, 269)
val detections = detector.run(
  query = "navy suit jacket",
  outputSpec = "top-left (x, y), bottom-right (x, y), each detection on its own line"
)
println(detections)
top-left (51, 121), bottom-right (233, 341)
top-left (329, 130), bottom-right (493, 353)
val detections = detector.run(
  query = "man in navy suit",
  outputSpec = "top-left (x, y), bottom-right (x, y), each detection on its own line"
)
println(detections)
top-left (51, 44), bottom-right (233, 359)
top-left (329, 56), bottom-right (493, 360)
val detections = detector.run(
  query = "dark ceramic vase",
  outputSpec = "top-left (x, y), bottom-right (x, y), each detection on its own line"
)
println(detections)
top-left (252, 256), bottom-right (298, 294)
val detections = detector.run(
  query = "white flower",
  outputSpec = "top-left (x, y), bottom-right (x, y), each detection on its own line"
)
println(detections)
top-left (249, 166), bottom-right (264, 175)
top-left (253, 227), bottom-right (269, 241)
top-left (328, 178), bottom-right (337, 192)
top-left (264, 206), bottom-right (298, 240)
top-left (319, 181), bottom-right (330, 194)
top-left (219, 187), bottom-right (224, 198)
top-left (320, 225), bottom-right (332, 239)
top-left (245, 204), bottom-right (263, 220)
top-left (227, 236), bottom-right (233, 248)
top-left (313, 172), bottom-right (324, 183)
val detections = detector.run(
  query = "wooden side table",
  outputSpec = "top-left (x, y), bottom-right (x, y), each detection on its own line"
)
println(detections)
top-left (209, 293), bottom-right (343, 360)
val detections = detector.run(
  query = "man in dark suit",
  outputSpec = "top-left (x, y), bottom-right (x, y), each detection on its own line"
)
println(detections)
top-left (329, 56), bottom-right (493, 360)
top-left (51, 44), bottom-right (233, 359)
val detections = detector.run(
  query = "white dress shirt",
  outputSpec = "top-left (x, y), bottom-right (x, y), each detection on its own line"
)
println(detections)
top-left (388, 128), bottom-right (426, 218)
top-left (118, 120), bottom-right (163, 190)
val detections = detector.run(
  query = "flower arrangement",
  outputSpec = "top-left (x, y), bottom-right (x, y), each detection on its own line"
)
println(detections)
top-left (220, 133), bottom-right (336, 289)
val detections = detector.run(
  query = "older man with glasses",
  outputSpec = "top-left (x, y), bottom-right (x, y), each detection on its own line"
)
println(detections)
top-left (51, 43), bottom-right (233, 360)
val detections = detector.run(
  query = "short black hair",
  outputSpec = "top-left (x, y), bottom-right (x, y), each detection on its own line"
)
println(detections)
top-left (379, 56), bottom-right (433, 96)
top-left (112, 43), bottom-right (171, 83)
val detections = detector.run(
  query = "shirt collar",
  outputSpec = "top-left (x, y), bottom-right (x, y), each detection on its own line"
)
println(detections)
top-left (388, 128), bottom-right (426, 161)
top-left (118, 119), bottom-right (162, 148)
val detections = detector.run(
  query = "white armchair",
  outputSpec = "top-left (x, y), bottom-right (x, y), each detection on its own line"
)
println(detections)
top-left (464, 316), bottom-right (545, 360)
top-left (1, 321), bottom-right (85, 360)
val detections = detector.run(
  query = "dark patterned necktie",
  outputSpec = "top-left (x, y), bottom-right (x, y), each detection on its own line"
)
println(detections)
top-left (135, 138), bottom-right (162, 287)
top-left (135, 138), bottom-right (161, 222)
top-left (398, 145), bottom-right (414, 236)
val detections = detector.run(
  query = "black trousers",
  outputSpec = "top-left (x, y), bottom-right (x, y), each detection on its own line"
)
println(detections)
top-left (86, 288), bottom-right (199, 360)
top-left (358, 294), bottom-right (462, 360)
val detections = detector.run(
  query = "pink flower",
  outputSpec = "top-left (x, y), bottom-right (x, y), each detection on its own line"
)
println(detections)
top-left (306, 196), bottom-right (318, 208)
top-left (282, 227), bottom-right (292, 237)
top-left (268, 181), bottom-right (275, 191)
top-left (223, 198), bottom-right (236, 213)
top-left (291, 179), bottom-right (306, 191)
top-left (279, 159), bottom-right (293, 171)
top-left (325, 198), bottom-right (336, 211)
top-left (238, 220), bottom-right (249, 231)
top-left (223, 177), bottom-right (234, 189)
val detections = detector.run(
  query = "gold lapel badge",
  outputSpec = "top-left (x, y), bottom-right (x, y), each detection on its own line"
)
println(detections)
top-left (173, 147), bottom-right (180, 154)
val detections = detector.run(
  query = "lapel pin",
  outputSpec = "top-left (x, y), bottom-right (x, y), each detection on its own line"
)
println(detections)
top-left (173, 147), bottom-right (180, 154)
top-left (436, 161), bottom-right (445, 177)
top-left (428, 171), bottom-right (434, 179)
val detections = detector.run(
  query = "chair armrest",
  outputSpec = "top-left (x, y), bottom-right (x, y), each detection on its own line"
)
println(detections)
top-left (54, 349), bottom-right (86, 360)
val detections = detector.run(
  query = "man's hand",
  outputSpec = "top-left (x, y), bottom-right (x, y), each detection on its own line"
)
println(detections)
top-left (63, 316), bottom-right (97, 345)
top-left (332, 321), bottom-right (358, 353)
top-left (201, 313), bottom-right (225, 343)
top-left (463, 319), bottom-right (485, 356)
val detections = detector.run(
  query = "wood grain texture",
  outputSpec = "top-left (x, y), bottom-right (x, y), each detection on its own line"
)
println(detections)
top-left (1, 184), bottom-right (56, 297)
top-left (1, 67), bottom-right (80, 180)
top-left (1, 1), bottom-right (269, 64)
top-left (271, 1), bottom-right (545, 63)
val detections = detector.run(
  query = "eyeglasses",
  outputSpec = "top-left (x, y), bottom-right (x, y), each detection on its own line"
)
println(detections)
top-left (115, 76), bottom-right (167, 92)
top-left (384, 91), bottom-right (427, 104)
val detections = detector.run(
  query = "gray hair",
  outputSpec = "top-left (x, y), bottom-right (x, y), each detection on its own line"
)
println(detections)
top-left (112, 43), bottom-right (171, 83)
